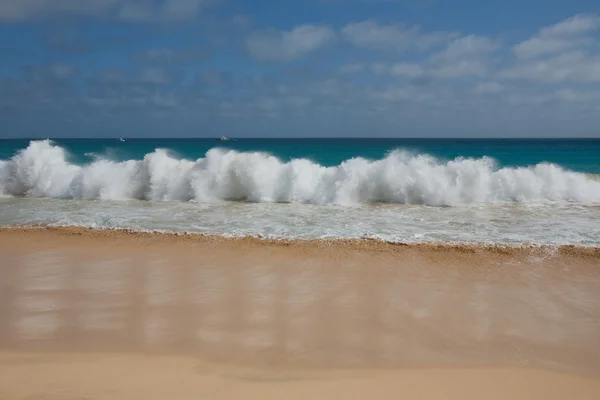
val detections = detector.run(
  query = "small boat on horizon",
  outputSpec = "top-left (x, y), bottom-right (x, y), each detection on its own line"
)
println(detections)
top-left (217, 136), bottom-right (232, 141)
top-left (119, 138), bottom-right (125, 142)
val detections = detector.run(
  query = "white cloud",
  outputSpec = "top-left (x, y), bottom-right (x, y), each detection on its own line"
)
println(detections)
top-left (149, 93), bottom-right (177, 107)
top-left (389, 63), bottom-right (424, 78)
top-left (0, 0), bottom-right (204, 22)
top-left (368, 85), bottom-right (437, 104)
top-left (500, 51), bottom-right (600, 82)
top-left (86, 92), bottom-right (177, 108)
top-left (507, 89), bottom-right (600, 107)
top-left (540, 14), bottom-right (600, 37)
top-left (553, 89), bottom-right (600, 103)
top-left (474, 82), bottom-right (503, 95)
top-left (0, 0), bottom-right (115, 20)
top-left (370, 63), bottom-right (390, 75)
top-left (5, 10), bottom-right (600, 136)
top-left (433, 60), bottom-right (489, 78)
top-left (246, 25), bottom-right (336, 61)
top-left (135, 47), bottom-right (211, 65)
top-left (307, 78), bottom-right (353, 97)
top-left (370, 59), bottom-right (488, 80)
top-left (92, 69), bottom-right (128, 84)
top-left (338, 63), bottom-right (366, 74)
top-left (48, 64), bottom-right (76, 80)
top-left (435, 35), bottom-right (496, 60)
top-left (118, 0), bottom-right (204, 22)
top-left (366, 34), bottom-right (495, 79)
top-left (514, 37), bottom-right (592, 59)
top-left (340, 15), bottom-right (600, 86)
top-left (370, 87), bottom-right (412, 102)
top-left (425, 35), bottom-right (496, 78)
top-left (342, 20), bottom-right (455, 51)
top-left (501, 15), bottom-right (600, 82)
top-left (24, 63), bottom-right (77, 82)
top-left (513, 14), bottom-right (600, 59)
top-left (370, 62), bottom-right (425, 79)
top-left (160, 0), bottom-right (203, 21)
top-left (139, 67), bottom-right (173, 85)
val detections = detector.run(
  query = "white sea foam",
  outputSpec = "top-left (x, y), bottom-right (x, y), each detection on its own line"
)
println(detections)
top-left (1, 140), bottom-right (600, 206)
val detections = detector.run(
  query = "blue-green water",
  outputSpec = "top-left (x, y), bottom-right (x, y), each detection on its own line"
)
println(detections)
top-left (1, 138), bottom-right (600, 173)
top-left (1, 138), bottom-right (600, 245)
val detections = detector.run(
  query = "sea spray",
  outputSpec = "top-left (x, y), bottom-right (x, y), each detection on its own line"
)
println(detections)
top-left (1, 140), bottom-right (600, 206)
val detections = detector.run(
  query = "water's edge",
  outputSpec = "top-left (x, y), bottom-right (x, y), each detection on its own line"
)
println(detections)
top-left (3, 225), bottom-right (600, 252)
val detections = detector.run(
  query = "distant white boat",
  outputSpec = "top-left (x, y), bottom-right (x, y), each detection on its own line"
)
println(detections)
top-left (119, 138), bottom-right (125, 142)
top-left (217, 136), bottom-right (231, 141)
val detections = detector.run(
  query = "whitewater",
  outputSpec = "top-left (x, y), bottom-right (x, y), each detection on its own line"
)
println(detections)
top-left (1, 140), bottom-right (600, 206)
top-left (1, 140), bottom-right (599, 245)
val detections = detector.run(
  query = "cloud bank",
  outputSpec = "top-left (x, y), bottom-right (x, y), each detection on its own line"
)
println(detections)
top-left (1, 6), bottom-right (599, 137)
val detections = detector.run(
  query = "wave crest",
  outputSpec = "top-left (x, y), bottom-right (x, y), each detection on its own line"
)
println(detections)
top-left (1, 140), bottom-right (599, 206)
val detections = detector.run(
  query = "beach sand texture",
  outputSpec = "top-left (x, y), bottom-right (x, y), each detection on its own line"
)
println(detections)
top-left (1, 227), bottom-right (599, 399)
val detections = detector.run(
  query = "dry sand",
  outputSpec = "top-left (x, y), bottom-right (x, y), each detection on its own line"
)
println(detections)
top-left (1, 227), bottom-right (600, 399)
top-left (2, 352), bottom-right (600, 400)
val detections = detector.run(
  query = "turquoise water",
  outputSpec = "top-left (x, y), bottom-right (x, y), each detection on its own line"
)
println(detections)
top-left (1, 138), bottom-right (600, 173)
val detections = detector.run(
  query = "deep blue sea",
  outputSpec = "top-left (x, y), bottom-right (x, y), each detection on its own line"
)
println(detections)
top-left (1, 138), bottom-right (600, 245)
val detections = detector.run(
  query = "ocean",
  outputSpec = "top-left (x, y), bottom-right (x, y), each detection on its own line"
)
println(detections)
top-left (1, 138), bottom-right (599, 245)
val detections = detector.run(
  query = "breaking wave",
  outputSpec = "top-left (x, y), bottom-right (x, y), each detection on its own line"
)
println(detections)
top-left (1, 140), bottom-right (600, 206)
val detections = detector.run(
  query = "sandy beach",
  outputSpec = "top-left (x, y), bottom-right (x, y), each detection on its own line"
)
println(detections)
top-left (1, 227), bottom-right (600, 399)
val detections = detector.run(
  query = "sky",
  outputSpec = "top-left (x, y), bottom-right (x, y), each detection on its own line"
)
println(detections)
top-left (0, 0), bottom-right (600, 138)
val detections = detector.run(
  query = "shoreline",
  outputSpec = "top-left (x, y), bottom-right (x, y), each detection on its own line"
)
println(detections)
top-left (2, 225), bottom-right (600, 255)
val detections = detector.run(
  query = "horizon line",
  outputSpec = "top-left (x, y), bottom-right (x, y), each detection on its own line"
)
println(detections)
top-left (2, 136), bottom-right (600, 140)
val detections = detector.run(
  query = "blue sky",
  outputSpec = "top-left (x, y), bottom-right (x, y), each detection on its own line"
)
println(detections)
top-left (1, 0), bottom-right (600, 138)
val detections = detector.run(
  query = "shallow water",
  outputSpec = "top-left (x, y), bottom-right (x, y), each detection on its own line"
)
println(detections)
top-left (1, 198), bottom-right (600, 245)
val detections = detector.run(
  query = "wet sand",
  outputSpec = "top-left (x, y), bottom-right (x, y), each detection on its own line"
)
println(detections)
top-left (1, 227), bottom-right (600, 399)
